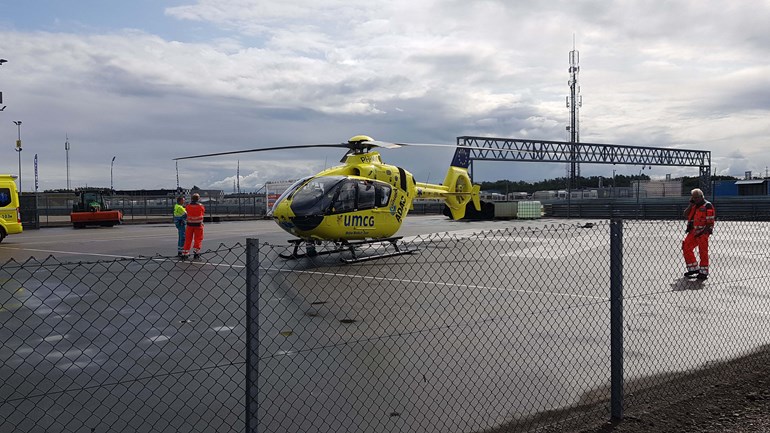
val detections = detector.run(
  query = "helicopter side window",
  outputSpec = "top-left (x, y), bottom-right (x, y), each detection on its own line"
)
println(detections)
top-left (333, 181), bottom-right (357, 213)
top-left (375, 184), bottom-right (391, 207)
top-left (358, 181), bottom-right (375, 210)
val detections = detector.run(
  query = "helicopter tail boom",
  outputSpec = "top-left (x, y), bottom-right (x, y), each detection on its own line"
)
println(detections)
top-left (415, 166), bottom-right (480, 220)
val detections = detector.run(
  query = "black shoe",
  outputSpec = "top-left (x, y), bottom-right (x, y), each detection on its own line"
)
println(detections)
top-left (684, 270), bottom-right (700, 278)
top-left (696, 273), bottom-right (708, 280)
top-left (193, 254), bottom-right (200, 260)
top-left (180, 255), bottom-right (188, 261)
top-left (177, 252), bottom-right (183, 257)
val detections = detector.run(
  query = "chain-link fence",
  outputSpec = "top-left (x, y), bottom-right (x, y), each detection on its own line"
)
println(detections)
top-left (2, 219), bottom-right (769, 432)
top-left (0, 247), bottom-right (248, 433)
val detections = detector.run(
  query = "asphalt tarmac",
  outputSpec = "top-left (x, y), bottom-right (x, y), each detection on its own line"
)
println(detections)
top-left (0, 215), bottom-right (570, 263)
top-left (1, 216), bottom-right (769, 433)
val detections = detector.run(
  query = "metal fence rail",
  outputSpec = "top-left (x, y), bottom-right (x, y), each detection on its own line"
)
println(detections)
top-left (547, 196), bottom-right (770, 220)
top-left (2, 220), bottom-right (770, 432)
top-left (22, 193), bottom-right (447, 227)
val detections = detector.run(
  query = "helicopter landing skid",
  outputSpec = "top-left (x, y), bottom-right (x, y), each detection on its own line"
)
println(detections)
top-left (340, 237), bottom-right (417, 264)
top-left (278, 237), bottom-right (417, 263)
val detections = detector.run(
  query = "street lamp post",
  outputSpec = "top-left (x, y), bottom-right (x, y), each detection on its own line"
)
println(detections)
top-left (0, 58), bottom-right (7, 112)
top-left (65, 135), bottom-right (71, 190)
top-left (636, 166), bottom-right (647, 206)
top-left (13, 120), bottom-right (22, 191)
top-left (110, 156), bottom-right (116, 192)
top-left (612, 169), bottom-right (616, 198)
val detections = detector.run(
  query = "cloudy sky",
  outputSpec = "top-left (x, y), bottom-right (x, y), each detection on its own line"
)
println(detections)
top-left (1, 0), bottom-right (768, 192)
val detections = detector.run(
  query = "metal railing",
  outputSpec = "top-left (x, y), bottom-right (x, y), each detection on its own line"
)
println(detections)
top-left (21, 193), bottom-right (448, 227)
top-left (21, 192), bottom-right (770, 228)
top-left (27, 193), bottom-right (267, 225)
top-left (2, 219), bottom-right (769, 432)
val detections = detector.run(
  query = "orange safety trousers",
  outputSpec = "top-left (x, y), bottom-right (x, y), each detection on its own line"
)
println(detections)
top-left (182, 225), bottom-right (204, 255)
top-left (682, 199), bottom-right (714, 274)
top-left (682, 231), bottom-right (709, 270)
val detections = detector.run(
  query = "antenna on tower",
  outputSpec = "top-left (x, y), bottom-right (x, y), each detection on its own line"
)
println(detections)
top-left (237, 160), bottom-right (241, 194)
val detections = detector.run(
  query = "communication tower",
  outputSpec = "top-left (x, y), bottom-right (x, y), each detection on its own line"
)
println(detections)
top-left (566, 38), bottom-right (582, 188)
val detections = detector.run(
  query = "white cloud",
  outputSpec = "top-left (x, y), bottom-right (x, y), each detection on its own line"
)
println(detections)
top-left (1, 0), bottom-right (770, 191)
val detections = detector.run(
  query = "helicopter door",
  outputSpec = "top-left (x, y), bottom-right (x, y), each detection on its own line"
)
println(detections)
top-left (328, 179), bottom-right (393, 214)
top-left (358, 181), bottom-right (375, 210)
top-left (332, 181), bottom-right (357, 213)
top-left (374, 183), bottom-right (391, 208)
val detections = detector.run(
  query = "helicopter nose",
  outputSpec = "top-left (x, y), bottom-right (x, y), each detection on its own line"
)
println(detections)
top-left (270, 202), bottom-right (289, 226)
top-left (289, 215), bottom-right (324, 231)
top-left (271, 201), bottom-right (322, 232)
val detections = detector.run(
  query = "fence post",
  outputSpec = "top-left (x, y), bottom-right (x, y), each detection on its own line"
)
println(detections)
top-left (610, 219), bottom-right (624, 420)
top-left (246, 238), bottom-right (260, 433)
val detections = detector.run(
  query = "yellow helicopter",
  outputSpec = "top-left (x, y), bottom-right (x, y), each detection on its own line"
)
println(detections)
top-left (175, 135), bottom-right (481, 262)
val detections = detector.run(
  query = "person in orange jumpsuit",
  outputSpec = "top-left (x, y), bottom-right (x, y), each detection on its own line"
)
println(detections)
top-left (181, 193), bottom-right (205, 260)
top-left (682, 188), bottom-right (715, 280)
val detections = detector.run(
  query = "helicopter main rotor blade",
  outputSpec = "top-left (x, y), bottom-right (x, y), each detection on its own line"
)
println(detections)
top-left (367, 141), bottom-right (569, 156)
top-left (366, 141), bottom-right (463, 149)
top-left (174, 143), bottom-right (350, 160)
top-left (174, 137), bottom-right (547, 161)
top-left (361, 140), bottom-right (406, 149)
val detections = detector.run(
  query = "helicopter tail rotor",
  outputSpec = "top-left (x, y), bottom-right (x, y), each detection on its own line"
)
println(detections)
top-left (442, 167), bottom-right (481, 220)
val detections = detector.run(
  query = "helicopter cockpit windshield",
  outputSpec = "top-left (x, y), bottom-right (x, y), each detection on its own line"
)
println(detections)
top-left (270, 176), bottom-right (311, 216)
top-left (289, 176), bottom-right (345, 216)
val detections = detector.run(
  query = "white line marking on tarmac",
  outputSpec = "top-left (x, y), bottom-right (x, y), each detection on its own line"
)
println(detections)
top-left (160, 259), bottom-right (602, 300)
top-left (0, 246), bottom-right (134, 259)
top-left (2, 232), bottom-right (182, 246)
top-left (258, 266), bottom-right (605, 301)
top-left (2, 247), bottom-right (601, 301)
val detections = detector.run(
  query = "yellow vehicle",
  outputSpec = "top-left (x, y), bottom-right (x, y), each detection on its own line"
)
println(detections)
top-left (176, 135), bottom-right (481, 262)
top-left (0, 174), bottom-right (23, 243)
